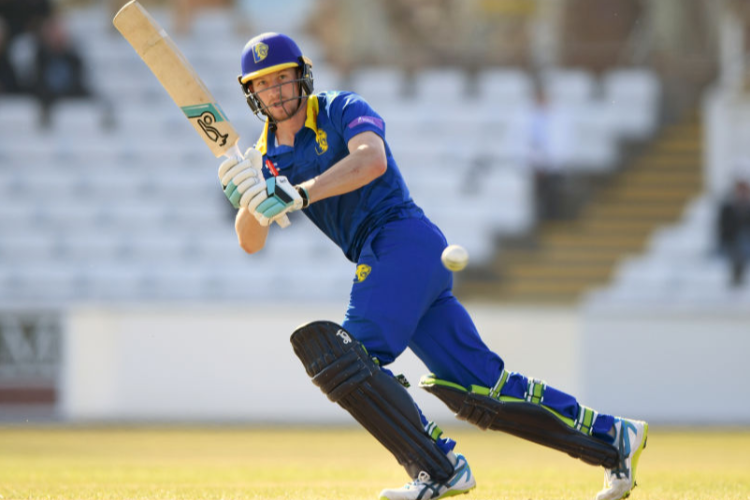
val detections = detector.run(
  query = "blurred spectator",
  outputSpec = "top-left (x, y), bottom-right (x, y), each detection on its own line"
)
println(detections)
top-left (0, 0), bottom-right (51, 40)
top-left (717, 178), bottom-right (750, 287)
top-left (0, 19), bottom-right (19, 93)
top-left (32, 15), bottom-right (92, 126)
top-left (527, 85), bottom-right (571, 221)
top-left (0, 0), bottom-right (51, 95)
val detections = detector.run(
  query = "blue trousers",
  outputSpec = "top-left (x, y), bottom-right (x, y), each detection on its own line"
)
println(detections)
top-left (343, 216), bottom-right (502, 387)
top-left (342, 216), bottom-right (614, 448)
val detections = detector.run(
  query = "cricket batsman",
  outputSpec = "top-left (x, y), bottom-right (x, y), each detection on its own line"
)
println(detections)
top-left (217, 32), bottom-right (649, 500)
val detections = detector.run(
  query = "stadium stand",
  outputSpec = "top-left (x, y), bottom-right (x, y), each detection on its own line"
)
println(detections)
top-left (586, 193), bottom-right (750, 306)
top-left (0, 4), bottom-right (665, 306)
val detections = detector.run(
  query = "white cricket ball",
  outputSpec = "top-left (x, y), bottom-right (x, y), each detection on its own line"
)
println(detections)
top-left (441, 244), bottom-right (469, 272)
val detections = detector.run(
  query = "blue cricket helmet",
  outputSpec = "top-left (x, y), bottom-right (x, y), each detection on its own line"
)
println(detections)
top-left (240, 32), bottom-right (307, 83)
top-left (238, 32), bottom-right (314, 121)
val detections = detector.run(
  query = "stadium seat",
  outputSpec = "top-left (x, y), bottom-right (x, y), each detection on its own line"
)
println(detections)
top-left (187, 9), bottom-right (235, 40)
top-left (612, 255), bottom-right (678, 290)
top-left (565, 102), bottom-right (619, 172)
top-left (0, 234), bottom-right (56, 262)
top-left (475, 68), bottom-right (534, 105)
top-left (0, 96), bottom-right (42, 134)
top-left (648, 223), bottom-right (713, 258)
top-left (482, 166), bottom-right (534, 233)
top-left (309, 63), bottom-right (344, 93)
top-left (601, 68), bottom-right (661, 139)
top-left (349, 66), bottom-right (408, 110)
top-left (413, 67), bottom-right (470, 102)
top-left (541, 69), bottom-right (597, 105)
top-left (64, 4), bottom-right (121, 39)
top-left (0, 265), bottom-right (83, 303)
top-left (50, 100), bottom-right (110, 136)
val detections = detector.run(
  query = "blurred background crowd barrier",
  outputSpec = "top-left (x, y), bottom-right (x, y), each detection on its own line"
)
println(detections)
top-left (1, 0), bottom-right (749, 424)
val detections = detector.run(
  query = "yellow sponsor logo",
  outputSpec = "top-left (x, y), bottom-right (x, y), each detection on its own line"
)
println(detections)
top-left (316, 129), bottom-right (328, 155)
top-left (355, 264), bottom-right (371, 283)
top-left (253, 42), bottom-right (268, 63)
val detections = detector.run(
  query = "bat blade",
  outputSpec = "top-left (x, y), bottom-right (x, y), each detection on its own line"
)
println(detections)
top-left (113, 1), bottom-right (290, 228)
top-left (113, 0), bottom-right (238, 158)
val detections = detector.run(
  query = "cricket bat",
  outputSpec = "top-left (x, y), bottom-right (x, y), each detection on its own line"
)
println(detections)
top-left (113, 0), bottom-right (290, 227)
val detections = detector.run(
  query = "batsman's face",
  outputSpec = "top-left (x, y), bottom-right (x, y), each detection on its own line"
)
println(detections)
top-left (251, 68), bottom-right (301, 120)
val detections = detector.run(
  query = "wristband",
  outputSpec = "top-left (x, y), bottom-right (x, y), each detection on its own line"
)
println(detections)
top-left (296, 185), bottom-right (310, 208)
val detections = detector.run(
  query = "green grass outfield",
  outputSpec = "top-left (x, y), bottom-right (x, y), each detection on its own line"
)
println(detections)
top-left (1, 426), bottom-right (749, 500)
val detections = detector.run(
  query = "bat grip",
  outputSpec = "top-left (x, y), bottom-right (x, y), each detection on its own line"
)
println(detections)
top-left (275, 214), bottom-right (292, 228)
top-left (225, 144), bottom-right (290, 228)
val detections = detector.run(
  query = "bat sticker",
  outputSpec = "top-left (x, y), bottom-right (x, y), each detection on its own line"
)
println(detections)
top-left (181, 103), bottom-right (229, 146)
top-left (196, 111), bottom-right (228, 146)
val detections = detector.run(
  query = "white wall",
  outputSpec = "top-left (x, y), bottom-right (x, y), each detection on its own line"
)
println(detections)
top-left (581, 304), bottom-right (750, 424)
top-left (59, 303), bottom-right (581, 423)
top-left (60, 302), bottom-right (750, 424)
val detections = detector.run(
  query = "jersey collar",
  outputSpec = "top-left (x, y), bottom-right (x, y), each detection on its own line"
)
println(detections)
top-left (255, 95), bottom-right (320, 155)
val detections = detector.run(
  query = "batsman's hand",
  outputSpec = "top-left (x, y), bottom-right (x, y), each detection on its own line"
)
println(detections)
top-left (218, 148), bottom-right (266, 209)
top-left (247, 176), bottom-right (305, 227)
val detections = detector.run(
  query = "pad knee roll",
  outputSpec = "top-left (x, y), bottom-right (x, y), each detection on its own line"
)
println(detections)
top-left (291, 321), bottom-right (454, 480)
top-left (420, 375), bottom-right (619, 468)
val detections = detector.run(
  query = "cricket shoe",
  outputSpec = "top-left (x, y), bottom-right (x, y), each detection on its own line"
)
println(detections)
top-left (379, 451), bottom-right (476, 500)
top-left (595, 417), bottom-right (649, 500)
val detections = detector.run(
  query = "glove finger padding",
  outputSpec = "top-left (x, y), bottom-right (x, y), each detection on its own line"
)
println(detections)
top-left (257, 202), bottom-right (285, 219)
top-left (232, 168), bottom-right (260, 187)
top-left (256, 197), bottom-right (280, 214)
top-left (221, 161), bottom-right (258, 208)
top-left (227, 184), bottom-right (243, 207)
top-left (236, 176), bottom-right (261, 196)
top-left (220, 160), bottom-right (256, 187)
top-left (218, 157), bottom-right (241, 185)
top-left (240, 182), bottom-right (269, 210)
top-left (218, 148), bottom-right (262, 186)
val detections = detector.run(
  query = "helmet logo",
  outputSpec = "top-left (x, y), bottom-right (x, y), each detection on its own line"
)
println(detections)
top-left (253, 42), bottom-right (269, 63)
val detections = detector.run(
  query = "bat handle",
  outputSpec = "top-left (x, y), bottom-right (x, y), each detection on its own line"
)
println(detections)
top-left (275, 215), bottom-right (291, 228)
top-left (225, 144), bottom-right (291, 228)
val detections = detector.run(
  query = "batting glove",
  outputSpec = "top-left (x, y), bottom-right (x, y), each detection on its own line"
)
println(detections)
top-left (249, 176), bottom-right (308, 227)
top-left (218, 148), bottom-right (266, 209)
